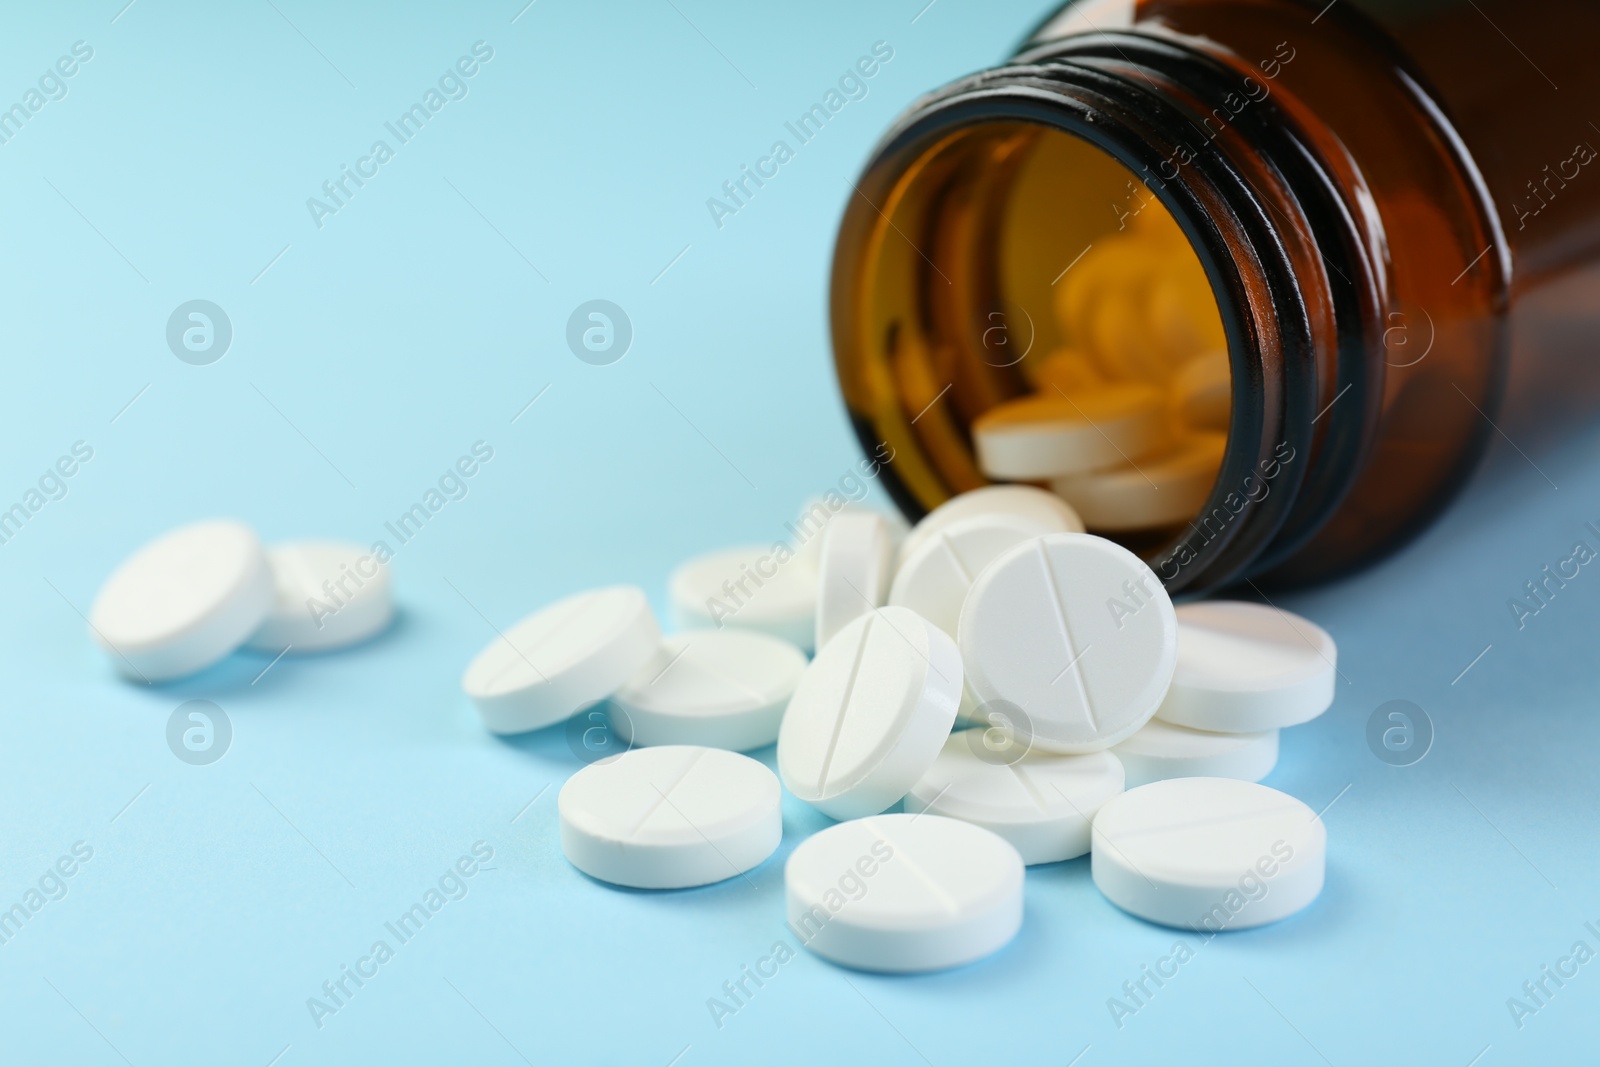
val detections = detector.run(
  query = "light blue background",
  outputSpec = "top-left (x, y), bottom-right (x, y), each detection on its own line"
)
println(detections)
top-left (0, 2), bottom-right (1595, 1064)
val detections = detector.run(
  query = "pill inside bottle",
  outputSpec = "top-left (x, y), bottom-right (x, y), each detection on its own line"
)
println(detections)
top-left (835, 127), bottom-right (1237, 584)
top-left (829, 4), bottom-right (1532, 595)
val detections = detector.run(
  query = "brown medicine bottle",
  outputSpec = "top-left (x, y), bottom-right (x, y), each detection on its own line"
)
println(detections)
top-left (830, 0), bottom-right (1600, 594)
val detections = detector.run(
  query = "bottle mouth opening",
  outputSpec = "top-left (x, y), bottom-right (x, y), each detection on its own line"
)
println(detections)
top-left (832, 65), bottom-right (1327, 594)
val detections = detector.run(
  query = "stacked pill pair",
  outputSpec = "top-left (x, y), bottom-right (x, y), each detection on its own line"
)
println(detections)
top-left (88, 519), bottom-right (393, 681)
top-left (465, 486), bottom-right (1336, 973)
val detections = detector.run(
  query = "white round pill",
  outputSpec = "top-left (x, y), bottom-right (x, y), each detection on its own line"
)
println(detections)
top-left (905, 729), bottom-right (1125, 865)
top-left (793, 498), bottom-right (908, 572)
top-left (959, 533), bottom-right (1176, 753)
top-left (1113, 719), bottom-right (1278, 788)
top-left (89, 519), bottom-right (274, 682)
top-left (814, 511), bottom-right (894, 651)
top-left (559, 745), bottom-right (781, 889)
top-left (670, 545), bottom-right (817, 652)
top-left (462, 586), bottom-right (659, 735)
top-left (1051, 433), bottom-right (1226, 532)
top-left (888, 513), bottom-right (1051, 639)
top-left (896, 484), bottom-right (1084, 568)
top-left (972, 386), bottom-right (1163, 480)
top-left (778, 606), bottom-right (962, 820)
top-left (1091, 777), bottom-right (1326, 930)
top-left (1155, 601), bottom-right (1336, 733)
top-left (245, 541), bottom-right (393, 653)
top-left (610, 629), bottom-right (807, 751)
top-left (785, 813), bottom-right (1023, 972)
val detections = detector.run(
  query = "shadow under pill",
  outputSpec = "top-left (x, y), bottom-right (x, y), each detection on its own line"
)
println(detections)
top-left (131, 651), bottom-right (273, 699)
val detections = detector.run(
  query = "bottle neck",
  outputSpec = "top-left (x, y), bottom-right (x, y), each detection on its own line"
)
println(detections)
top-left (832, 31), bottom-right (1371, 594)
top-left (1031, 2), bottom-right (1511, 588)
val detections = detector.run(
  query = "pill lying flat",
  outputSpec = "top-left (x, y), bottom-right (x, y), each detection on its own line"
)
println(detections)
top-left (559, 745), bottom-right (781, 889)
top-left (959, 533), bottom-right (1176, 753)
top-left (896, 484), bottom-right (1083, 568)
top-left (778, 606), bottom-right (962, 820)
top-left (1113, 719), bottom-right (1278, 788)
top-left (814, 512), bottom-right (894, 651)
top-left (785, 813), bottom-right (1023, 972)
top-left (972, 386), bottom-right (1163, 480)
top-left (462, 586), bottom-right (659, 735)
top-left (245, 541), bottom-right (393, 653)
top-left (89, 519), bottom-right (274, 681)
top-left (1155, 601), bottom-right (1337, 733)
top-left (671, 545), bottom-right (817, 652)
top-left (905, 729), bottom-right (1125, 865)
top-left (1091, 777), bottom-right (1326, 930)
top-left (888, 513), bottom-right (1049, 638)
top-left (1051, 433), bottom-right (1226, 532)
top-left (1171, 352), bottom-right (1231, 433)
top-left (610, 629), bottom-right (807, 751)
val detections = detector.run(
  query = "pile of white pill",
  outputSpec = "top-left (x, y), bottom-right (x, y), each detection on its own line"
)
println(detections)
top-left (86, 499), bottom-right (1333, 970)
top-left (87, 519), bottom-right (393, 680)
top-left (460, 486), bottom-right (1337, 972)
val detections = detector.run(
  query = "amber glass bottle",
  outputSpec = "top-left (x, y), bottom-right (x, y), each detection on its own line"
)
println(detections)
top-left (831, 0), bottom-right (1600, 594)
